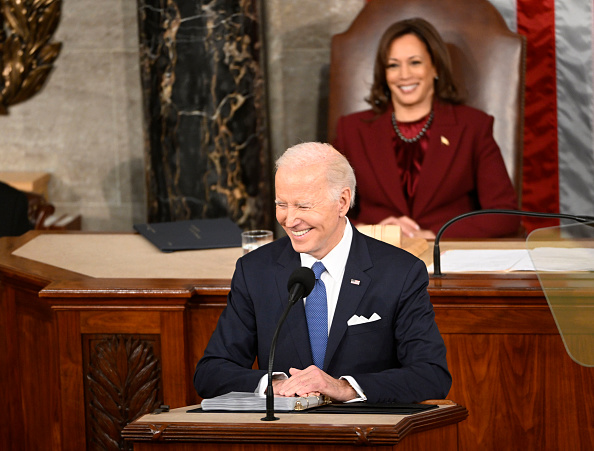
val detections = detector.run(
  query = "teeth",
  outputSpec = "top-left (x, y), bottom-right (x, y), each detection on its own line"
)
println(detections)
top-left (292, 229), bottom-right (311, 237)
top-left (400, 84), bottom-right (417, 92)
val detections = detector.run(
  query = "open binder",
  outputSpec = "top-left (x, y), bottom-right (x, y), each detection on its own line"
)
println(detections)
top-left (196, 392), bottom-right (328, 412)
top-left (190, 392), bottom-right (438, 415)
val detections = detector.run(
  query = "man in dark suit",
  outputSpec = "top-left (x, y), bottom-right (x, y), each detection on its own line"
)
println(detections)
top-left (0, 181), bottom-right (32, 238)
top-left (194, 142), bottom-right (451, 403)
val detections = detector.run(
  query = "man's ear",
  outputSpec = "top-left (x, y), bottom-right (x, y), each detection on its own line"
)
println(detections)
top-left (338, 188), bottom-right (351, 217)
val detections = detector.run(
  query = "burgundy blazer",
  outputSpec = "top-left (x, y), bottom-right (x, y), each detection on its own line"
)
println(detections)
top-left (333, 102), bottom-right (520, 238)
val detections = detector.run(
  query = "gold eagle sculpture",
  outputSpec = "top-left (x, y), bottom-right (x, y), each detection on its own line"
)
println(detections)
top-left (0, 0), bottom-right (62, 114)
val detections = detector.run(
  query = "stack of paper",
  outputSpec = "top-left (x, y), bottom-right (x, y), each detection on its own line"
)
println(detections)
top-left (200, 392), bottom-right (326, 412)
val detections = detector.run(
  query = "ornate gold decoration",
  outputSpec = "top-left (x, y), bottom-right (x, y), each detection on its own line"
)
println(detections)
top-left (0, 0), bottom-right (62, 114)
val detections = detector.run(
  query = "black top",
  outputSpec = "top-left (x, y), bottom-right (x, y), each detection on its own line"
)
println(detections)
top-left (0, 182), bottom-right (32, 238)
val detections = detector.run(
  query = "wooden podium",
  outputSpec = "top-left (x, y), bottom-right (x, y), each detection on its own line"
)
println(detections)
top-left (122, 402), bottom-right (468, 450)
top-left (1, 231), bottom-right (592, 450)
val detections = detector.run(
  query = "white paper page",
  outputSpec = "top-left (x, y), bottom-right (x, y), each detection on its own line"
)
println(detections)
top-left (427, 249), bottom-right (530, 273)
top-left (526, 247), bottom-right (594, 271)
top-left (428, 248), bottom-right (594, 273)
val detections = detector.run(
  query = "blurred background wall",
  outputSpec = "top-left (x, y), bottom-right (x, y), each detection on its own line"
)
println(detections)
top-left (0, 0), bottom-right (592, 232)
top-left (0, 0), bottom-right (145, 231)
top-left (0, 0), bottom-right (364, 231)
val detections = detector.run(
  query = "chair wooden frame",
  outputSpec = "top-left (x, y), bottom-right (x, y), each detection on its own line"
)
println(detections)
top-left (25, 191), bottom-right (55, 229)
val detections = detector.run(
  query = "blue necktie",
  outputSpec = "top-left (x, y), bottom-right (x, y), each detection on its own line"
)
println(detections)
top-left (306, 261), bottom-right (328, 369)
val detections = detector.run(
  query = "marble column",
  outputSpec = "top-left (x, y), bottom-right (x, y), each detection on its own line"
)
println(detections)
top-left (137, 0), bottom-right (272, 229)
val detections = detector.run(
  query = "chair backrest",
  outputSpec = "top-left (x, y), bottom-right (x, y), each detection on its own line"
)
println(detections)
top-left (327, 0), bottom-right (526, 196)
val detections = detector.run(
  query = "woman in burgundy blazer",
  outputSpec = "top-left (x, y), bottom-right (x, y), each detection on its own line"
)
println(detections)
top-left (333, 18), bottom-right (519, 238)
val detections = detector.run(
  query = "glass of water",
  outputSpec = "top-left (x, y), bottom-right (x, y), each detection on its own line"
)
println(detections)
top-left (241, 230), bottom-right (273, 254)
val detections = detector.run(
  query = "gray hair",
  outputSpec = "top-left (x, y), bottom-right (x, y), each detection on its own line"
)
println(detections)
top-left (275, 142), bottom-right (356, 208)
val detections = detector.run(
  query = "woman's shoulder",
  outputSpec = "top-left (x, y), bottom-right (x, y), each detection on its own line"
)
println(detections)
top-left (340, 107), bottom-right (383, 121)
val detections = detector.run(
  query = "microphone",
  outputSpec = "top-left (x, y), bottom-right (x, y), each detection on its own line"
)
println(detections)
top-left (287, 266), bottom-right (316, 306)
top-left (432, 209), bottom-right (594, 277)
top-left (262, 266), bottom-right (315, 421)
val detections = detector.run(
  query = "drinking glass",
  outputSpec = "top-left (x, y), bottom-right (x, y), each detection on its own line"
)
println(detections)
top-left (241, 230), bottom-right (273, 254)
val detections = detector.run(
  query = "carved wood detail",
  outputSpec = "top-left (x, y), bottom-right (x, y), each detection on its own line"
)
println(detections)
top-left (83, 334), bottom-right (163, 451)
top-left (354, 426), bottom-right (376, 444)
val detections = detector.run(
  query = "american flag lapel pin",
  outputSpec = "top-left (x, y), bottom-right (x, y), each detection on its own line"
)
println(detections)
top-left (350, 279), bottom-right (360, 285)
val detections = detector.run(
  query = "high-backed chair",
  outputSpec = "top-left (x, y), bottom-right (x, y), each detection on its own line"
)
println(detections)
top-left (327, 0), bottom-right (526, 200)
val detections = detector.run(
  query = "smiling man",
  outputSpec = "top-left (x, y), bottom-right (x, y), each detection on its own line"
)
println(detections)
top-left (194, 142), bottom-right (451, 403)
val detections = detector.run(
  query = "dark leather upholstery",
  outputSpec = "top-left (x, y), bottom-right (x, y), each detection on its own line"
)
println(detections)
top-left (327, 0), bottom-right (525, 199)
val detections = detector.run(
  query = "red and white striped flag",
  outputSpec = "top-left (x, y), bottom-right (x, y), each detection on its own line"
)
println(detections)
top-left (491, 0), bottom-right (594, 231)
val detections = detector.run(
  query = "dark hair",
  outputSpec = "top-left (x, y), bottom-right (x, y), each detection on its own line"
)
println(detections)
top-left (366, 18), bottom-right (464, 114)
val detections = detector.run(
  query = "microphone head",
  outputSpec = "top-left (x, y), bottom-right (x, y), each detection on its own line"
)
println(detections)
top-left (287, 267), bottom-right (316, 298)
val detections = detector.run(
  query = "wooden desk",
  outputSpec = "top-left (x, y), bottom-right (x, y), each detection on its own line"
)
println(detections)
top-left (122, 403), bottom-right (468, 450)
top-left (1, 232), bottom-right (592, 450)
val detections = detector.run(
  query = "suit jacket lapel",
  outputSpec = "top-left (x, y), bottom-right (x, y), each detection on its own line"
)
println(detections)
top-left (413, 102), bottom-right (463, 216)
top-left (324, 228), bottom-right (372, 370)
top-left (275, 241), bottom-right (313, 368)
top-left (365, 109), bottom-right (411, 216)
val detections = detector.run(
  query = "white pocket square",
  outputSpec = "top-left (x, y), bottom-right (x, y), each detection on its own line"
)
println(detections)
top-left (347, 312), bottom-right (381, 326)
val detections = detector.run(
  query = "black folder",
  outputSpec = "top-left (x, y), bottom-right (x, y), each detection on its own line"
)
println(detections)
top-left (134, 218), bottom-right (242, 252)
top-left (304, 402), bottom-right (438, 414)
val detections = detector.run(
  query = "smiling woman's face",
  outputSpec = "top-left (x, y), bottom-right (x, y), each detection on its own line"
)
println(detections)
top-left (385, 33), bottom-right (437, 116)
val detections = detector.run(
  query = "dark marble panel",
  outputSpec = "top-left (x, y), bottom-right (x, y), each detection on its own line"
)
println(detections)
top-left (137, 0), bottom-right (272, 229)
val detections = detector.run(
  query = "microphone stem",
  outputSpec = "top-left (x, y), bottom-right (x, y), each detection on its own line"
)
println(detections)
top-left (262, 295), bottom-right (299, 421)
top-left (433, 241), bottom-right (442, 277)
